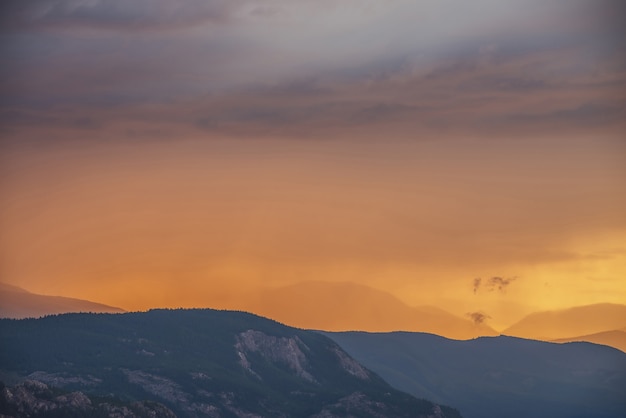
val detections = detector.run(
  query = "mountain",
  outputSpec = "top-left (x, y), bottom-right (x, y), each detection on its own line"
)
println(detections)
top-left (244, 281), bottom-right (497, 339)
top-left (503, 303), bottom-right (626, 340)
top-left (552, 328), bottom-right (626, 353)
top-left (0, 309), bottom-right (461, 418)
top-left (0, 282), bottom-right (125, 319)
top-left (325, 331), bottom-right (626, 418)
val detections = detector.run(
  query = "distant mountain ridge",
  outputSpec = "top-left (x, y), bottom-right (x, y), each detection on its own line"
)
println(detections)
top-left (0, 282), bottom-right (125, 318)
top-left (503, 303), bottom-right (626, 340)
top-left (552, 329), bottom-right (626, 353)
top-left (245, 281), bottom-right (498, 339)
top-left (0, 309), bottom-right (461, 418)
top-left (325, 331), bottom-right (626, 418)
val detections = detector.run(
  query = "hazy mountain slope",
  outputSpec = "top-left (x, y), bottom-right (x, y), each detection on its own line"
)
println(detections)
top-left (552, 329), bottom-right (626, 353)
top-left (0, 309), bottom-right (461, 418)
top-left (325, 331), bottom-right (626, 418)
top-left (502, 303), bottom-right (626, 340)
top-left (0, 282), bottom-right (124, 319)
top-left (246, 281), bottom-right (497, 339)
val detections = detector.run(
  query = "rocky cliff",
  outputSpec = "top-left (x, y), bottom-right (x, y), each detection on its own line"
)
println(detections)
top-left (0, 380), bottom-right (175, 418)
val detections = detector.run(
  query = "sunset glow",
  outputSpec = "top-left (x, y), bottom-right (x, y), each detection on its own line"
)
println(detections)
top-left (1, 0), bottom-right (625, 332)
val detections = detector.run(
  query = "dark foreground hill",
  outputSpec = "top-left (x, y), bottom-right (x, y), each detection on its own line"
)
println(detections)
top-left (0, 309), bottom-right (461, 418)
top-left (325, 331), bottom-right (626, 418)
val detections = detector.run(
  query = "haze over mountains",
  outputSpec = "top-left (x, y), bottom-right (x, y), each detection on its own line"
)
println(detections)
top-left (502, 303), bottom-right (626, 352)
top-left (4, 281), bottom-right (626, 353)
top-left (0, 282), bottom-right (124, 319)
top-left (0, 281), bottom-right (497, 339)
top-left (503, 303), bottom-right (626, 340)
top-left (244, 281), bottom-right (498, 340)
top-left (552, 329), bottom-right (626, 354)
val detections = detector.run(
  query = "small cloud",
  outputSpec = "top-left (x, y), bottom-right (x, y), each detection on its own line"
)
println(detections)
top-left (472, 276), bottom-right (518, 294)
top-left (466, 311), bottom-right (491, 325)
top-left (473, 277), bottom-right (481, 294)
top-left (486, 276), bottom-right (517, 293)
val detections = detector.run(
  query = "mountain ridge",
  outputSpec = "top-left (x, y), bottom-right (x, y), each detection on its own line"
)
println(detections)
top-left (551, 329), bottom-right (626, 353)
top-left (0, 308), bottom-right (461, 418)
top-left (245, 281), bottom-right (498, 339)
top-left (325, 330), bottom-right (626, 418)
top-left (0, 282), bottom-right (125, 319)
top-left (503, 303), bottom-right (626, 340)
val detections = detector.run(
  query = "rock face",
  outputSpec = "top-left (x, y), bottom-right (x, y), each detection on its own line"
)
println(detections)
top-left (235, 330), bottom-right (317, 382)
top-left (235, 329), bottom-right (372, 384)
top-left (330, 346), bottom-right (370, 380)
top-left (0, 309), bottom-right (462, 418)
top-left (0, 380), bottom-right (176, 418)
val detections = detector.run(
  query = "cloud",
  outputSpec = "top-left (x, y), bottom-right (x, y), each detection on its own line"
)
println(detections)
top-left (1, 0), bottom-right (624, 141)
top-left (488, 276), bottom-right (517, 292)
top-left (473, 276), bottom-right (518, 294)
top-left (466, 311), bottom-right (491, 325)
top-left (473, 278), bottom-right (482, 294)
top-left (0, 0), bottom-right (244, 31)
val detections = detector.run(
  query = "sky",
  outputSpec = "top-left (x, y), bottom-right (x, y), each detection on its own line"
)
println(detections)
top-left (1, 0), bottom-right (625, 330)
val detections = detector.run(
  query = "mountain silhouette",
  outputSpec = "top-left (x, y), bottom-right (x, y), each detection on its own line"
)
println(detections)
top-left (0, 282), bottom-right (125, 318)
top-left (326, 331), bottom-right (626, 418)
top-left (0, 309), bottom-right (461, 418)
top-left (245, 281), bottom-right (498, 339)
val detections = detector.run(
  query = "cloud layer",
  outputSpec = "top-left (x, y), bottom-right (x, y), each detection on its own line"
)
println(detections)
top-left (1, 0), bottom-right (624, 139)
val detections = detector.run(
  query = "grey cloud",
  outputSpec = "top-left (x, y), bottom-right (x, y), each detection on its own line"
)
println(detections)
top-left (511, 102), bottom-right (626, 127)
top-left (473, 276), bottom-right (518, 294)
top-left (486, 276), bottom-right (517, 293)
top-left (349, 103), bottom-right (425, 124)
top-left (466, 311), bottom-right (491, 325)
top-left (460, 75), bottom-right (549, 93)
top-left (1, 0), bottom-right (624, 139)
top-left (0, 0), bottom-right (242, 31)
top-left (473, 278), bottom-right (481, 294)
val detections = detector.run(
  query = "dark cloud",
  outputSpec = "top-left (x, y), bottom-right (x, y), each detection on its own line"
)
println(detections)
top-left (499, 102), bottom-right (626, 129)
top-left (466, 311), bottom-right (491, 325)
top-left (1, 0), bottom-right (624, 140)
top-left (0, 0), bottom-right (242, 31)
top-left (473, 278), bottom-right (481, 294)
top-left (473, 276), bottom-right (518, 294)
top-left (487, 276), bottom-right (518, 293)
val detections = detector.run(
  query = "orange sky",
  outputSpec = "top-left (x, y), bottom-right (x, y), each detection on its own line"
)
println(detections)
top-left (1, 134), bottom-right (624, 329)
top-left (1, 0), bottom-right (625, 330)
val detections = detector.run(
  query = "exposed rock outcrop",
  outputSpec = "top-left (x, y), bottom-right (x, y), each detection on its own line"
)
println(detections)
top-left (331, 346), bottom-right (370, 380)
top-left (0, 380), bottom-right (176, 418)
top-left (235, 329), bottom-right (316, 382)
